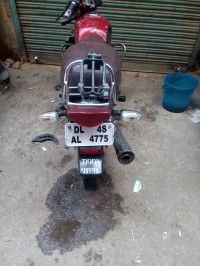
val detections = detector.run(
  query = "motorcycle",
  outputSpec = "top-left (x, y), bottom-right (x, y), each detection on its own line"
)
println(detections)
top-left (39, 0), bottom-right (141, 190)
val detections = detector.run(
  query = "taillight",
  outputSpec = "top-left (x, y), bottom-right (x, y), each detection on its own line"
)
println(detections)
top-left (79, 147), bottom-right (102, 155)
top-left (67, 106), bottom-right (111, 127)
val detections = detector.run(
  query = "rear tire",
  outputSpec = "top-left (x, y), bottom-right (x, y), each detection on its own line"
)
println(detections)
top-left (82, 175), bottom-right (99, 191)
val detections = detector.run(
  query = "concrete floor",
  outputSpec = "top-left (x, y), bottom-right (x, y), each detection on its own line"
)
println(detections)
top-left (0, 64), bottom-right (200, 266)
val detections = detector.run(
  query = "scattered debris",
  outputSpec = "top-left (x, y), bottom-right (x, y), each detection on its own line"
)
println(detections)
top-left (32, 73), bottom-right (39, 77)
top-left (55, 84), bottom-right (61, 91)
top-left (175, 66), bottom-right (188, 73)
top-left (11, 61), bottom-right (21, 69)
top-left (27, 86), bottom-right (37, 90)
top-left (3, 62), bottom-right (11, 68)
top-left (132, 259), bottom-right (141, 264)
top-left (130, 226), bottom-right (135, 242)
top-left (162, 232), bottom-right (168, 240)
top-left (32, 134), bottom-right (59, 145)
top-left (135, 73), bottom-right (140, 78)
top-left (4, 58), bottom-right (14, 68)
top-left (0, 83), bottom-right (10, 94)
top-left (187, 109), bottom-right (200, 123)
top-left (133, 180), bottom-right (141, 193)
top-left (42, 147), bottom-right (47, 151)
top-left (144, 161), bottom-right (150, 166)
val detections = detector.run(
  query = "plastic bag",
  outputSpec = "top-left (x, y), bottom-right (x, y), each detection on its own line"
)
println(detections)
top-left (187, 109), bottom-right (200, 123)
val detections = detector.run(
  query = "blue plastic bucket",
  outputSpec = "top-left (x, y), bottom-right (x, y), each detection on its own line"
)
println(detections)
top-left (162, 72), bottom-right (199, 113)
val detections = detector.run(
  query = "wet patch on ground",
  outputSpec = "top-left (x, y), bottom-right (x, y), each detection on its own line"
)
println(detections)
top-left (140, 104), bottom-right (158, 122)
top-left (27, 258), bottom-right (35, 266)
top-left (83, 248), bottom-right (103, 264)
top-left (59, 154), bottom-right (74, 168)
top-left (45, 160), bottom-right (56, 169)
top-left (36, 168), bottom-right (124, 255)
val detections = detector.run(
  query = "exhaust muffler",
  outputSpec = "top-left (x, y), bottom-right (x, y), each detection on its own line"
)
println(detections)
top-left (114, 124), bottom-right (135, 165)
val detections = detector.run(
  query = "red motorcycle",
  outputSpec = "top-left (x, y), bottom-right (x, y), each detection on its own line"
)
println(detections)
top-left (39, 0), bottom-right (141, 190)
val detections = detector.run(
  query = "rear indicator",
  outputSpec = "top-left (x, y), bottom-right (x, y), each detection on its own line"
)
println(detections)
top-left (120, 110), bottom-right (142, 122)
top-left (39, 111), bottom-right (59, 122)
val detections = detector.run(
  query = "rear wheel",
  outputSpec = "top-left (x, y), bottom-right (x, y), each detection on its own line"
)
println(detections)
top-left (82, 175), bottom-right (99, 191)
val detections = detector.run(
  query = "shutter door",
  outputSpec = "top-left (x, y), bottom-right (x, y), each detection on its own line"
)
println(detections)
top-left (15, 0), bottom-right (200, 67)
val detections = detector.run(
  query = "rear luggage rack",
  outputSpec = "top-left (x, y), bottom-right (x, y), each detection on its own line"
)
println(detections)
top-left (63, 53), bottom-right (117, 107)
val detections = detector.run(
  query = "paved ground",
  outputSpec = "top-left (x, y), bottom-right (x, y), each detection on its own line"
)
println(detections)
top-left (0, 64), bottom-right (200, 266)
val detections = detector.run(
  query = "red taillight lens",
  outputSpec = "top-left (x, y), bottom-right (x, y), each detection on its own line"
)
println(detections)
top-left (79, 148), bottom-right (102, 155)
top-left (67, 106), bottom-right (111, 127)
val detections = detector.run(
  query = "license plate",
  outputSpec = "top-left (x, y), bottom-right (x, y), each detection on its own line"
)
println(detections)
top-left (65, 122), bottom-right (114, 146)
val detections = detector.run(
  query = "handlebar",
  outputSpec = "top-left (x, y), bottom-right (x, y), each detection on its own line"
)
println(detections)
top-left (63, 1), bottom-right (77, 18)
top-left (57, 0), bottom-right (103, 25)
top-left (56, 1), bottom-right (80, 25)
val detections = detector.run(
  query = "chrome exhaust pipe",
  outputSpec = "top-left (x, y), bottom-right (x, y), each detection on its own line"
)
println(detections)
top-left (114, 125), bottom-right (135, 165)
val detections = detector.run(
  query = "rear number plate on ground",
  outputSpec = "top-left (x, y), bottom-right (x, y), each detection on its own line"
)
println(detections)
top-left (65, 123), bottom-right (114, 146)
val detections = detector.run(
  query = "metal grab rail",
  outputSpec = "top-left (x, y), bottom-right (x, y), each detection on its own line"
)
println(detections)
top-left (63, 53), bottom-right (117, 107)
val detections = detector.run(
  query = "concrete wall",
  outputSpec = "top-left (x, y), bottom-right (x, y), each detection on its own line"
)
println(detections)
top-left (0, 0), bottom-right (21, 61)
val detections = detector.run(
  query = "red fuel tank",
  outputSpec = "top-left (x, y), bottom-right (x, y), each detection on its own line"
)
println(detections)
top-left (74, 12), bottom-right (111, 43)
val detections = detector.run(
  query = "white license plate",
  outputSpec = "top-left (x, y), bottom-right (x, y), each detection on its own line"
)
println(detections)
top-left (65, 122), bottom-right (114, 146)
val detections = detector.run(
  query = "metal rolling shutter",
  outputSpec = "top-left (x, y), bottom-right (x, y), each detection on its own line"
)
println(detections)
top-left (15, 0), bottom-right (200, 67)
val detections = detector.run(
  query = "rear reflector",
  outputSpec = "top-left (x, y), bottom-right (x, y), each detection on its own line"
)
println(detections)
top-left (67, 106), bottom-right (111, 127)
top-left (79, 148), bottom-right (102, 155)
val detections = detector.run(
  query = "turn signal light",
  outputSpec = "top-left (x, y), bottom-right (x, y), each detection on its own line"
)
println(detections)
top-left (120, 110), bottom-right (141, 122)
top-left (38, 111), bottom-right (59, 122)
